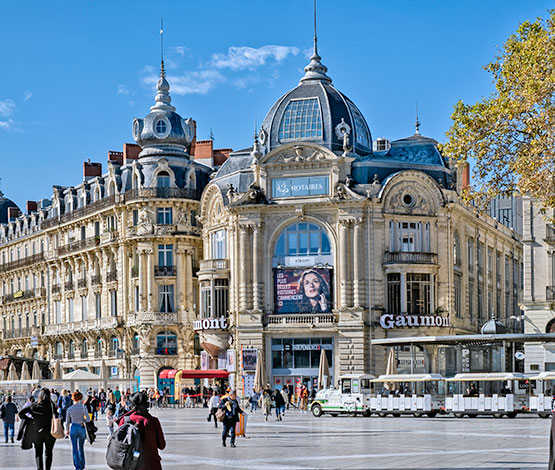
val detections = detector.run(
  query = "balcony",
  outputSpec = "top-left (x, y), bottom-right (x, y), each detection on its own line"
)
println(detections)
top-left (0, 252), bottom-right (45, 272)
top-left (57, 236), bottom-right (98, 256)
top-left (91, 275), bottom-right (102, 286)
top-left (101, 231), bottom-right (119, 243)
top-left (108, 350), bottom-right (124, 359)
top-left (77, 279), bottom-right (87, 289)
top-left (125, 187), bottom-right (202, 202)
top-left (266, 314), bottom-right (337, 325)
top-left (199, 259), bottom-right (229, 273)
top-left (154, 347), bottom-right (178, 356)
top-left (65, 281), bottom-right (74, 291)
top-left (154, 265), bottom-right (176, 276)
top-left (94, 350), bottom-right (103, 358)
top-left (2, 327), bottom-right (32, 339)
top-left (80, 351), bottom-right (88, 359)
top-left (68, 352), bottom-right (75, 360)
top-left (2, 289), bottom-right (35, 304)
top-left (547, 286), bottom-right (555, 302)
top-left (106, 271), bottom-right (118, 282)
top-left (383, 252), bottom-right (437, 265)
top-left (131, 347), bottom-right (140, 355)
top-left (128, 311), bottom-right (178, 326)
top-left (53, 354), bottom-right (63, 360)
top-left (41, 195), bottom-right (117, 228)
top-left (52, 284), bottom-right (61, 294)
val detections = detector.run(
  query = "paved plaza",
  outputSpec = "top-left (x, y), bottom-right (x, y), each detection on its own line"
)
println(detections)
top-left (0, 407), bottom-right (550, 469)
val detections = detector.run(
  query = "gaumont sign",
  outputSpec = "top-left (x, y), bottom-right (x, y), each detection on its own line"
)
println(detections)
top-left (193, 315), bottom-right (229, 331)
top-left (380, 313), bottom-right (450, 329)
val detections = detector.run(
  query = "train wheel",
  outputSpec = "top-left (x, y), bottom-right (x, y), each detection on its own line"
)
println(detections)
top-left (311, 404), bottom-right (323, 418)
top-left (330, 413), bottom-right (339, 417)
top-left (493, 413), bottom-right (503, 418)
top-left (467, 414), bottom-right (477, 418)
top-left (426, 412), bottom-right (437, 418)
top-left (539, 413), bottom-right (550, 419)
top-left (363, 409), bottom-right (371, 417)
top-left (506, 412), bottom-right (517, 419)
top-left (378, 412), bottom-right (387, 417)
top-left (454, 413), bottom-right (464, 418)
top-left (412, 412), bottom-right (423, 418)
top-left (392, 413), bottom-right (401, 418)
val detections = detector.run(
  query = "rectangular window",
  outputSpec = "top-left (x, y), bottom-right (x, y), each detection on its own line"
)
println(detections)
top-left (478, 284), bottom-right (483, 319)
top-left (55, 301), bottom-right (61, 324)
top-left (135, 286), bottom-right (140, 311)
top-left (110, 291), bottom-right (117, 317)
top-left (95, 293), bottom-right (101, 319)
top-left (157, 208), bottom-right (173, 225)
top-left (132, 210), bottom-right (139, 226)
top-left (406, 273), bottom-right (431, 315)
top-left (468, 238), bottom-right (475, 269)
top-left (81, 226), bottom-right (86, 240)
top-left (81, 295), bottom-right (87, 320)
top-left (391, 221), bottom-right (430, 253)
top-left (211, 230), bottom-right (227, 259)
top-left (387, 273), bottom-right (401, 315)
top-left (158, 244), bottom-right (173, 267)
top-left (454, 275), bottom-right (462, 318)
top-left (159, 285), bottom-right (174, 313)
top-left (468, 279), bottom-right (474, 319)
top-left (68, 298), bottom-right (74, 323)
top-left (214, 279), bottom-right (229, 316)
top-left (200, 280), bottom-right (211, 318)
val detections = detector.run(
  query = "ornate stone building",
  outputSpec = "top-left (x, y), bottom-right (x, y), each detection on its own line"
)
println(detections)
top-left (198, 38), bottom-right (523, 394)
top-left (0, 63), bottom-right (219, 388)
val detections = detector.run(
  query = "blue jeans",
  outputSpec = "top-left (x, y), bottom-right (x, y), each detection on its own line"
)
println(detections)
top-left (3, 421), bottom-right (14, 441)
top-left (276, 405), bottom-right (285, 417)
top-left (69, 424), bottom-right (86, 470)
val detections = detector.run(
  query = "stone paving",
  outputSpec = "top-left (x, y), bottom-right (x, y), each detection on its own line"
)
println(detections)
top-left (0, 406), bottom-right (550, 469)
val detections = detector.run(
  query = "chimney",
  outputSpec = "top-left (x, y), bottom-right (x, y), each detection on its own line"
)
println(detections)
top-left (107, 151), bottom-right (123, 165)
top-left (462, 162), bottom-right (470, 189)
top-left (213, 148), bottom-right (232, 167)
top-left (123, 143), bottom-right (141, 163)
top-left (83, 161), bottom-right (102, 181)
top-left (26, 201), bottom-right (38, 214)
top-left (7, 207), bottom-right (20, 221)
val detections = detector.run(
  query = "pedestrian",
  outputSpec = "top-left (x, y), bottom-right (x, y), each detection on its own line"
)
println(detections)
top-left (98, 388), bottom-right (107, 414)
top-left (300, 385), bottom-right (309, 413)
top-left (273, 388), bottom-right (285, 421)
top-left (280, 387), bottom-right (288, 415)
top-left (18, 388), bottom-right (58, 470)
top-left (56, 390), bottom-right (72, 432)
top-left (0, 395), bottom-right (18, 443)
top-left (106, 391), bottom-right (117, 415)
top-left (113, 386), bottom-right (121, 403)
top-left (66, 391), bottom-right (91, 470)
top-left (116, 391), bottom-right (166, 470)
top-left (207, 391), bottom-right (221, 428)
top-left (218, 389), bottom-right (244, 447)
top-left (115, 396), bottom-right (130, 419)
top-left (260, 389), bottom-right (272, 422)
top-left (106, 408), bottom-right (115, 438)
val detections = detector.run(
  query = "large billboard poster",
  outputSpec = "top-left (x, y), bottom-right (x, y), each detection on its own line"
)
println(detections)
top-left (274, 267), bottom-right (333, 314)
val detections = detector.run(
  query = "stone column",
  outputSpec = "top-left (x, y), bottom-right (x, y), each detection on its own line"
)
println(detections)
top-left (185, 250), bottom-right (193, 313)
top-left (175, 246), bottom-right (185, 314)
top-left (127, 248), bottom-right (134, 312)
top-left (400, 272), bottom-right (407, 313)
top-left (238, 225), bottom-right (250, 311)
top-left (138, 249), bottom-right (146, 311)
top-left (339, 219), bottom-right (351, 308)
top-left (252, 222), bottom-right (264, 311)
top-left (146, 248), bottom-right (153, 312)
top-left (353, 218), bottom-right (363, 308)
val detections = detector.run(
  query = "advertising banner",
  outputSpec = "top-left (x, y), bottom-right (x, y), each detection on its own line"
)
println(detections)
top-left (226, 349), bottom-right (236, 372)
top-left (242, 348), bottom-right (257, 372)
top-left (274, 267), bottom-right (332, 314)
top-left (200, 351), bottom-right (208, 370)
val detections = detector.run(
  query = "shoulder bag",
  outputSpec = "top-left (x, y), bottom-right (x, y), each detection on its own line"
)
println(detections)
top-left (50, 402), bottom-right (64, 439)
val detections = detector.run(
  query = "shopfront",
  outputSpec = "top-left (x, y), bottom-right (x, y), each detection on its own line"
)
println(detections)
top-left (270, 337), bottom-right (333, 397)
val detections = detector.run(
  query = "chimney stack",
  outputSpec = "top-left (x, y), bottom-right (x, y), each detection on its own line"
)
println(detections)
top-left (108, 151), bottom-right (124, 165)
top-left (26, 201), bottom-right (38, 214)
top-left (7, 207), bottom-right (20, 221)
top-left (462, 162), bottom-right (470, 189)
top-left (123, 143), bottom-right (141, 163)
top-left (83, 161), bottom-right (102, 181)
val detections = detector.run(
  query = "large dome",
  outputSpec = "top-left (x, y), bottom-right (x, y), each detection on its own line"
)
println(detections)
top-left (258, 42), bottom-right (372, 157)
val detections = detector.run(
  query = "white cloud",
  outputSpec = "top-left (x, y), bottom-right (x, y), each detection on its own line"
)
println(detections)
top-left (143, 70), bottom-right (224, 95)
top-left (117, 84), bottom-right (130, 95)
top-left (174, 46), bottom-right (191, 57)
top-left (23, 90), bottom-right (32, 102)
top-left (0, 99), bottom-right (15, 117)
top-left (211, 45), bottom-right (300, 71)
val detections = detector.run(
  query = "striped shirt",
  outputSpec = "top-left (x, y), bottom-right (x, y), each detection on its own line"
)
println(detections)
top-left (66, 402), bottom-right (91, 428)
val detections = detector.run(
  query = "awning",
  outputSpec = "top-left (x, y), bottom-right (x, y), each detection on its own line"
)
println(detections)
top-left (445, 372), bottom-right (529, 382)
top-left (372, 374), bottom-right (445, 383)
top-left (158, 369), bottom-right (177, 379)
top-left (371, 333), bottom-right (555, 346)
top-left (176, 370), bottom-right (229, 380)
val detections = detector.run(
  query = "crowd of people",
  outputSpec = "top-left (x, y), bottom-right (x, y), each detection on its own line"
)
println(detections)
top-left (0, 381), bottom-right (319, 468)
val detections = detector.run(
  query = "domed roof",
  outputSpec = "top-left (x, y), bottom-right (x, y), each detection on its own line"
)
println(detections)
top-left (259, 40), bottom-right (371, 157)
top-left (133, 62), bottom-right (195, 159)
top-left (481, 317), bottom-right (507, 335)
top-left (0, 192), bottom-right (19, 224)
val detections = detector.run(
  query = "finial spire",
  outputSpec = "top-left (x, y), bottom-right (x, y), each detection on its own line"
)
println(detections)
top-left (160, 18), bottom-right (165, 77)
top-left (300, 0), bottom-right (332, 84)
top-left (251, 119), bottom-right (262, 159)
top-left (415, 102), bottom-right (421, 135)
top-left (151, 19), bottom-right (175, 112)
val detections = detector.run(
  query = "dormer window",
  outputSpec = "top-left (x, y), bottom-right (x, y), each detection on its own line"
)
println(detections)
top-left (373, 138), bottom-right (391, 152)
top-left (155, 119), bottom-right (166, 134)
top-left (157, 172), bottom-right (170, 188)
top-left (154, 117), bottom-right (170, 138)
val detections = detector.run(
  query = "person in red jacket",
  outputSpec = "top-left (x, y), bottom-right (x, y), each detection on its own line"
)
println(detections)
top-left (117, 392), bottom-right (166, 470)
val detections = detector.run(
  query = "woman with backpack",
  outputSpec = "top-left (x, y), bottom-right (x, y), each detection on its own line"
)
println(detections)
top-left (112, 391), bottom-right (166, 470)
top-left (18, 388), bottom-right (59, 470)
top-left (65, 391), bottom-right (91, 470)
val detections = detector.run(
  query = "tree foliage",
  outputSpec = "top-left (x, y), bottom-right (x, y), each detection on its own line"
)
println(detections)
top-left (442, 10), bottom-right (555, 211)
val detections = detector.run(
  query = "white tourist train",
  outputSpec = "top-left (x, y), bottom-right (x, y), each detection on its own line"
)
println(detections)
top-left (311, 372), bottom-right (552, 418)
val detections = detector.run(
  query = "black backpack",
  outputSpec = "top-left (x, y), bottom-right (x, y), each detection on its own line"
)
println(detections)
top-left (106, 416), bottom-right (142, 470)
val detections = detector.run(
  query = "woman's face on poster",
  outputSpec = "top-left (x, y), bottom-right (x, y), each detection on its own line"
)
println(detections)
top-left (302, 273), bottom-right (322, 299)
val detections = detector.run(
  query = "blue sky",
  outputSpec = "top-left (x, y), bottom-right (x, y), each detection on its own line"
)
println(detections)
top-left (0, 0), bottom-right (551, 209)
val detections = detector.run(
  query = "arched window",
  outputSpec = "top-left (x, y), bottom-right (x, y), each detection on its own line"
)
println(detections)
top-left (132, 334), bottom-right (140, 354)
top-left (110, 336), bottom-right (120, 352)
top-left (81, 338), bottom-right (88, 359)
top-left (155, 119), bottom-right (167, 135)
top-left (157, 171), bottom-right (170, 188)
top-left (69, 340), bottom-right (75, 356)
top-left (274, 222), bottom-right (332, 262)
top-left (96, 337), bottom-right (103, 352)
top-left (156, 331), bottom-right (177, 355)
top-left (55, 341), bottom-right (63, 357)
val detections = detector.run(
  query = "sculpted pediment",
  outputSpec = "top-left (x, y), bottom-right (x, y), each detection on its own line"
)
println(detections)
top-left (261, 143), bottom-right (340, 166)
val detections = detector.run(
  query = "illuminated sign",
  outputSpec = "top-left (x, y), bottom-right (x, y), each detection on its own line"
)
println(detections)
top-left (193, 315), bottom-right (228, 331)
top-left (272, 176), bottom-right (329, 198)
top-left (379, 314), bottom-right (450, 329)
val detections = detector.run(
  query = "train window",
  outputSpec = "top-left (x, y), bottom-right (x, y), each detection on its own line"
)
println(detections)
top-left (342, 379), bottom-right (351, 394)
top-left (361, 379), bottom-right (371, 390)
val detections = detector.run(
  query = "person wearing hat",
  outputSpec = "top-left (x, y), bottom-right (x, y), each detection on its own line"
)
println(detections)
top-left (117, 392), bottom-right (166, 470)
top-left (218, 390), bottom-right (244, 447)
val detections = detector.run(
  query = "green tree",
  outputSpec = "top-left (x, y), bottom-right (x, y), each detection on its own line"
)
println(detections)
top-left (442, 10), bottom-right (555, 212)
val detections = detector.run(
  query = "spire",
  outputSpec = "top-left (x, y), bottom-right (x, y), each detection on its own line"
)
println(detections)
top-left (300, 0), bottom-right (332, 84)
top-left (251, 120), bottom-right (262, 159)
top-left (151, 18), bottom-right (176, 112)
top-left (414, 102), bottom-right (421, 135)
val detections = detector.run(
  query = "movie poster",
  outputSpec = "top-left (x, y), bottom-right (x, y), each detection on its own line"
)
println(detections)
top-left (242, 348), bottom-right (257, 372)
top-left (274, 267), bottom-right (332, 314)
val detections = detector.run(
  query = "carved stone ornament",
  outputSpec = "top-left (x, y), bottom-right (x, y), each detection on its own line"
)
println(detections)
top-left (259, 127), bottom-right (268, 145)
top-left (176, 208), bottom-right (188, 225)
top-left (334, 118), bottom-right (351, 140)
top-left (334, 182), bottom-right (365, 200)
top-left (137, 208), bottom-right (154, 235)
top-left (387, 183), bottom-right (434, 215)
top-left (271, 146), bottom-right (328, 164)
top-left (232, 183), bottom-right (268, 206)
